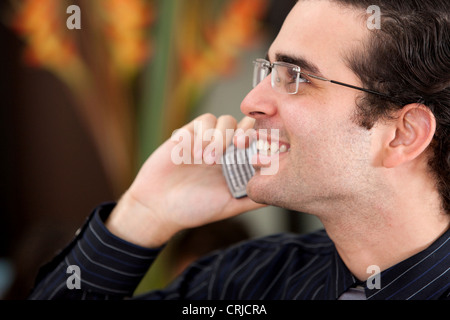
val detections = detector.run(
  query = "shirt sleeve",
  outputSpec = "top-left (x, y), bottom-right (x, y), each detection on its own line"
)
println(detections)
top-left (28, 203), bottom-right (162, 300)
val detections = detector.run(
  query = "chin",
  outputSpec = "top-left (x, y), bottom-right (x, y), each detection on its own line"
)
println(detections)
top-left (246, 174), bottom-right (277, 205)
top-left (247, 173), bottom-right (307, 211)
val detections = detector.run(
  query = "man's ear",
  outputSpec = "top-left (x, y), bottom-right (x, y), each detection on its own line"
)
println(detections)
top-left (382, 104), bottom-right (436, 168)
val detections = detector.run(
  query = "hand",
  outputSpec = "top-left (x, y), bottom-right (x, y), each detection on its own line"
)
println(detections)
top-left (106, 114), bottom-right (265, 248)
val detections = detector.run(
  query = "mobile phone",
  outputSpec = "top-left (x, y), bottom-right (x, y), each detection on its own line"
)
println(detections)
top-left (221, 141), bottom-right (257, 198)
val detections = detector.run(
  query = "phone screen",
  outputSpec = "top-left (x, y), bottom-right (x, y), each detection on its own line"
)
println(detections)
top-left (221, 141), bottom-right (257, 198)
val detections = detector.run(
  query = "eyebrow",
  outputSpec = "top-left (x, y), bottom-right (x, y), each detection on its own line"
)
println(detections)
top-left (266, 52), bottom-right (324, 77)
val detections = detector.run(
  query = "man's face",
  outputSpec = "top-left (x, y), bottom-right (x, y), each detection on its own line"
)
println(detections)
top-left (241, 1), bottom-right (386, 215)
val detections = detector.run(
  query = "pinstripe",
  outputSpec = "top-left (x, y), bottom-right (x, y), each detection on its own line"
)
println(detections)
top-left (66, 256), bottom-right (131, 295)
top-left (83, 232), bottom-right (146, 268)
top-left (28, 264), bottom-right (67, 299)
top-left (260, 248), bottom-right (299, 299)
top-left (208, 251), bottom-right (225, 299)
top-left (286, 256), bottom-right (326, 298)
top-left (186, 281), bottom-right (208, 299)
top-left (237, 246), bottom-right (281, 299)
top-left (427, 282), bottom-right (450, 300)
top-left (311, 283), bottom-right (325, 300)
top-left (28, 204), bottom-right (450, 300)
top-left (48, 280), bottom-right (68, 300)
top-left (230, 251), bottom-right (270, 298)
top-left (76, 241), bottom-right (146, 277)
top-left (367, 235), bottom-right (450, 299)
top-left (164, 292), bottom-right (180, 300)
top-left (88, 223), bottom-right (151, 260)
top-left (246, 248), bottom-right (293, 299)
top-left (293, 259), bottom-right (331, 299)
top-left (407, 267), bottom-right (450, 300)
top-left (282, 254), bottom-right (320, 299)
top-left (70, 244), bottom-right (134, 286)
top-left (220, 249), bottom-right (261, 299)
top-left (386, 252), bottom-right (449, 299)
top-left (78, 275), bottom-right (131, 295)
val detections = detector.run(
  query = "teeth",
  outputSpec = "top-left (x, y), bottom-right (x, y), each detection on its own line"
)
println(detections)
top-left (256, 140), bottom-right (265, 151)
top-left (255, 140), bottom-right (289, 154)
top-left (270, 142), bottom-right (279, 154)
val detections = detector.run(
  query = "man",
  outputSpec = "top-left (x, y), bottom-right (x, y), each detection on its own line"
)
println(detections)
top-left (29, 0), bottom-right (449, 300)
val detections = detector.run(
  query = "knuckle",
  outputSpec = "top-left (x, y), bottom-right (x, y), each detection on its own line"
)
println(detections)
top-left (201, 113), bottom-right (217, 123)
top-left (218, 114), bottom-right (237, 125)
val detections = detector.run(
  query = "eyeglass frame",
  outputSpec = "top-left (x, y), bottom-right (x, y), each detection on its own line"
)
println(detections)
top-left (252, 58), bottom-right (401, 103)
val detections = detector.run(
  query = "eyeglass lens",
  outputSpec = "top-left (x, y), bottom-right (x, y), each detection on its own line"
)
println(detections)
top-left (252, 60), bottom-right (269, 88)
top-left (253, 60), bottom-right (300, 94)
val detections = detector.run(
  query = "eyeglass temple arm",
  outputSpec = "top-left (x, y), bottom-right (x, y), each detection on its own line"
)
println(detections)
top-left (305, 73), bottom-right (398, 101)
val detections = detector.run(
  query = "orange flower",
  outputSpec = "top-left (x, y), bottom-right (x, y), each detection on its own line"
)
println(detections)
top-left (12, 0), bottom-right (78, 68)
top-left (100, 0), bottom-right (154, 77)
top-left (179, 0), bottom-right (268, 84)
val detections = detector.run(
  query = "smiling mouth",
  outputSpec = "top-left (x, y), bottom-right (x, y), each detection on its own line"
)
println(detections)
top-left (255, 139), bottom-right (290, 156)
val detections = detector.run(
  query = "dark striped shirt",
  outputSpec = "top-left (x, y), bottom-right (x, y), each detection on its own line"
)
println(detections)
top-left (28, 203), bottom-right (450, 300)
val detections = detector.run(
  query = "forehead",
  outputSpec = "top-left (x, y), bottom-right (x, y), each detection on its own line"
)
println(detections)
top-left (268, 0), bottom-right (369, 78)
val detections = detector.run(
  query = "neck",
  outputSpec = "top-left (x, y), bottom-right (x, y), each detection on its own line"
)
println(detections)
top-left (318, 184), bottom-right (449, 281)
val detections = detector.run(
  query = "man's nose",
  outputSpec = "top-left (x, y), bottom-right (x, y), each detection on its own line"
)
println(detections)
top-left (240, 75), bottom-right (278, 119)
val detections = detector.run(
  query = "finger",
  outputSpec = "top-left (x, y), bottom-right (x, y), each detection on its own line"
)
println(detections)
top-left (183, 113), bottom-right (215, 131)
top-left (234, 116), bottom-right (256, 149)
top-left (216, 115), bottom-right (238, 151)
top-left (237, 116), bottom-right (255, 131)
top-left (203, 115), bottom-right (237, 164)
top-left (188, 113), bottom-right (218, 161)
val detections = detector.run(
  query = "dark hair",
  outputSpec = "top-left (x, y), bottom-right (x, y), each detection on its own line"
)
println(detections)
top-left (332, 0), bottom-right (450, 213)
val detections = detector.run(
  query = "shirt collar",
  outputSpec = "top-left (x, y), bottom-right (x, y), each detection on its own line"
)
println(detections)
top-left (328, 227), bottom-right (450, 300)
top-left (326, 250), bottom-right (359, 299)
top-left (366, 227), bottom-right (450, 300)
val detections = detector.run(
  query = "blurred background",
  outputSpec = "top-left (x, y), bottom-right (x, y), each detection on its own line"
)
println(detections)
top-left (0, 0), bottom-right (323, 299)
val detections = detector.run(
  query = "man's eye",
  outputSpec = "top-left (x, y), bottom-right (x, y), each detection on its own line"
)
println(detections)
top-left (286, 69), bottom-right (309, 84)
top-left (299, 75), bottom-right (310, 83)
top-left (285, 69), bottom-right (300, 84)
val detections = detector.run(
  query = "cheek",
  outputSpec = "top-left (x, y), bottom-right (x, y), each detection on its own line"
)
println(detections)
top-left (282, 96), bottom-right (371, 169)
top-left (286, 108), bottom-right (344, 158)
top-left (289, 113), bottom-right (372, 180)
top-left (282, 96), bottom-right (343, 138)
top-left (282, 106), bottom-right (322, 142)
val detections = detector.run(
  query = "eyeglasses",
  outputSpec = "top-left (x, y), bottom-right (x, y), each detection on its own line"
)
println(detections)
top-left (252, 58), bottom-right (397, 102)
